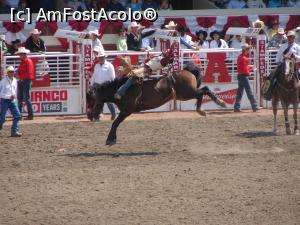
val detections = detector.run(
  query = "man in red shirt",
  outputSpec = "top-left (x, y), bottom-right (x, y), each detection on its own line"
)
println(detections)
top-left (234, 44), bottom-right (258, 112)
top-left (16, 47), bottom-right (35, 120)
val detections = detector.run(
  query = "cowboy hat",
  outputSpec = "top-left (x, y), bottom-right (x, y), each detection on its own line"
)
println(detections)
top-left (89, 30), bottom-right (99, 36)
top-left (165, 21), bottom-right (177, 29)
top-left (30, 29), bottom-right (41, 35)
top-left (93, 46), bottom-right (106, 57)
top-left (128, 21), bottom-right (143, 30)
top-left (295, 27), bottom-right (300, 32)
top-left (286, 30), bottom-right (296, 37)
top-left (209, 30), bottom-right (221, 39)
top-left (277, 28), bottom-right (285, 35)
top-left (15, 47), bottom-right (30, 54)
top-left (195, 30), bottom-right (208, 39)
top-left (241, 43), bottom-right (251, 50)
top-left (5, 66), bottom-right (15, 74)
top-left (252, 19), bottom-right (265, 29)
top-left (11, 39), bottom-right (21, 44)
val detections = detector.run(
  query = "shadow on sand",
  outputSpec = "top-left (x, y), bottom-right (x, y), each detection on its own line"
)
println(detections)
top-left (63, 151), bottom-right (161, 158)
top-left (236, 131), bottom-right (277, 138)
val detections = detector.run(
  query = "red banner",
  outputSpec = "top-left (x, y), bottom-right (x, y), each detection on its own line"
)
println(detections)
top-left (258, 39), bottom-right (266, 76)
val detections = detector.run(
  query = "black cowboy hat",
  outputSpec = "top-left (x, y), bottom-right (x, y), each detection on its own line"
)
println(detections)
top-left (209, 30), bottom-right (221, 39)
top-left (195, 30), bottom-right (208, 39)
top-left (12, 39), bottom-right (21, 44)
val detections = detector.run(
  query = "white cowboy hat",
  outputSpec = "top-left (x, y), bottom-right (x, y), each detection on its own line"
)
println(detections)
top-left (295, 27), bottom-right (300, 32)
top-left (128, 21), bottom-right (143, 30)
top-left (30, 29), bottom-right (41, 35)
top-left (15, 47), bottom-right (30, 54)
top-left (252, 19), bottom-right (265, 29)
top-left (241, 43), bottom-right (251, 50)
top-left (89, 30), bottom-right (99, 36)
top-left (5, 66), bottom-right (15, 74)
top-left (277, 27), bottom-right (285, 35)
top-left (165, 21), bottom-right (177, 29)
top-left (286, 30), bottom-right (296, 37)
top-left (93, 46), bottom-right (106, 57)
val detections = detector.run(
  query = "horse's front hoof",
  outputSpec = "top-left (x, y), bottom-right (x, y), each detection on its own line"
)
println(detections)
top-left (106, 139), bottom-right (117, 146)
top-left (197, 110), bottom-right (206, 117)
top-left (216, 99), bottom-right (226, 108)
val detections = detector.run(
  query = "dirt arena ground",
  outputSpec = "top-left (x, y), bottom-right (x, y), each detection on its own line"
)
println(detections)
top-left (0, 109), bottom-right (299, 225)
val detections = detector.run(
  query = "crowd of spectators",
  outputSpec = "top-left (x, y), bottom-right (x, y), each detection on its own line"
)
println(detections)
top-left (210, 0), bottom-right (300, 8)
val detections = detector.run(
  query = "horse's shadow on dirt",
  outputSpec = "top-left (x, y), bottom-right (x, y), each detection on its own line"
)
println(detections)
top-left (236, 131), bottom-right (277, 138)
top-left (63, 151), bottom-right (161, 158)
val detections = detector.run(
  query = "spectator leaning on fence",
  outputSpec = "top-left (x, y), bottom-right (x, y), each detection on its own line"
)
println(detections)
top-left (268, 20), bottom-right (280, 40)
top-left (0, 66), bottom-right (22, 137)
top-left (195, 30), bottom-right (209, 48)
top-left (89, 30), bottom-right (104, 51)
top-left (8, 39), bottom-right (21, 55)
top-left (127, 21), bottom-right (156, 51)
top-left (268, 28), bottom-right (287, 48)
top-left (25, 29), bottom-right (46, 53)
top-left (234, 44), bottom-right (258, 113)
top-left (89, 47), bottom-right (116, 121)
top-left (209, 30), bottom-right (229, 48)
top-left (177, 26), bottom-right (196, 49)
top-left (16, 47), bottom-right (35, 120)
top-left (116, 27), bottom-right (128, 51)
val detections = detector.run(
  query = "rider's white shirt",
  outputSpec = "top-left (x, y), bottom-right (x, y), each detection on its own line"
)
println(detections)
top-left (276, 42), bottom-right (300, 63)
top-left (90, 61), bottom-right (115, 85)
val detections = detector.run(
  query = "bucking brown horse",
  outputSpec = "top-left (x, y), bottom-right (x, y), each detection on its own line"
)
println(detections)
top-left (272, 60), bottom-right (300, 135)
top-left (87, 67), bottom-right (226, 145)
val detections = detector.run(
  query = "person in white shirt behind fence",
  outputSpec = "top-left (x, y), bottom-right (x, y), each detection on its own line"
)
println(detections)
top-left (276, 30), bottom-right (300, 78)
top-left (90, 47), bottom-right (116, 120)
top-left (0, 66), bottom-right (22, 137)
top-left (209, 30), bottom-right (229, 49)
top-left (89, 30), bottom-right (105, 51)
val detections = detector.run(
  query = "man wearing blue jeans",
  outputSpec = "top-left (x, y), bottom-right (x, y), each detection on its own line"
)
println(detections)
top-left (234, 44), bottom-right (258, 112)
top-left (16, 47), bottom-right (35, 120)
top-left (0, 66), bottom-right (22, 137)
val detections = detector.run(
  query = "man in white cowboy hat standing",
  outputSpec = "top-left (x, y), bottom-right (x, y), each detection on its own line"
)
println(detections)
top-left (276, 30), bottom-right (300, 77)
top-left (89, 30), bottom-right (104, 51)
top-left (16, 47), bottom-right (35, 120)
top-left (25, 29), bottom-right (45, 52)
top-left (0, 66), bottom-right (22, 137)
top-left (90, 47), bottom-right (116, 120)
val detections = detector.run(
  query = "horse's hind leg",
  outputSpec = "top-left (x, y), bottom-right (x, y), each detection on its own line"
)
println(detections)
top-left (272, 96), bottom-right (279, 133)
top-left (196, 93), bottom-right (206, 116)
top-left (293, 103), bottom-right (299, 135)
top-left (197, 86), bottom-right (226, 108)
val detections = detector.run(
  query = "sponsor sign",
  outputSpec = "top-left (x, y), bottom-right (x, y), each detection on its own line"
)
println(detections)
top-left (178, 83), bottom-right (255, 110)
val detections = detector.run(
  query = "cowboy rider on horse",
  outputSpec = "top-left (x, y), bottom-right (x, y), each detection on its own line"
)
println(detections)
top-left (114, 45), bottom-right (175, 100)
top-left (276, 30), bottom-right (300, 79)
